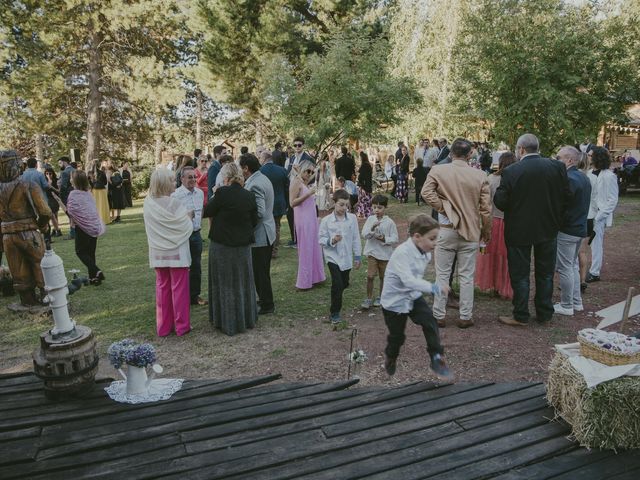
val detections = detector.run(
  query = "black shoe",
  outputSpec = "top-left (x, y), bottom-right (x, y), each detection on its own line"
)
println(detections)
top-left (384, 356), bottom-right (397, 376)
top-left (580, 282), bottom-right (588, 293)
top-left (585, 273), bottom-right (600, 283)
top-left (96, 271), bottom-right (105, 281)
top-left (258, 307), bottom-right (275, 315)
top-left (430, 353), bottom-right (453, 380)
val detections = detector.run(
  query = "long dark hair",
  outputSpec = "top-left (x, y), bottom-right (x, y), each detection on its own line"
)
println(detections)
top-left (496, 151), bottom-right (516, 176)
top-left (591, 147), bottom-right (611, 170)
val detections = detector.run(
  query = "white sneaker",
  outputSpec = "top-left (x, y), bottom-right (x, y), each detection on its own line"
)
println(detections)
top-left (361, 298), bottom-right (373, 309)
top-left (573, 304), bottom-right (584, 312)
top-left (554, 303), bottom-right (574, 316)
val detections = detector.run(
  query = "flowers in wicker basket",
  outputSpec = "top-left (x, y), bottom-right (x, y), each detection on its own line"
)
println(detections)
top-left (578, 329), bottom-right (640, 354)
top-left (108, 339), bottom-right (157, 368)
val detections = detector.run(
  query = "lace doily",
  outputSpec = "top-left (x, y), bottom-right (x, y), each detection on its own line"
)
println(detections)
top-left (104, 378), bottom-right (184, 404)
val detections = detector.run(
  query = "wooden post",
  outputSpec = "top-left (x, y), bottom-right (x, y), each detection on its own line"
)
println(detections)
top-left (619, 287), bottom-right (636, 333)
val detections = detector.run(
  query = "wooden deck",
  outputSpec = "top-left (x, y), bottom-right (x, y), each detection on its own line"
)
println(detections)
top-left (1, 372), bottom-right (638, 479)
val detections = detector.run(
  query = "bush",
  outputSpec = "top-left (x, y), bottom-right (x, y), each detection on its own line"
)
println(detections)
top-left (131, 166), bottom-right (153, 199)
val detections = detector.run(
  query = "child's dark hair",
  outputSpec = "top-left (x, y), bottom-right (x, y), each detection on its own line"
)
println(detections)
top-left (333, 189), bottom-right (350, 202)
top-left (408, 214), bottom-right (439, 236)
top-left (372, 194), bottom-right (388, 207)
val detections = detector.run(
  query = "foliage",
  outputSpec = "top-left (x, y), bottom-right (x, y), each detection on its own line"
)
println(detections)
top-left (0, 0), bottom-right (188, 161)
top-left (197, 0), bottom-right (385, 137)
top-left (388, 0), bottom-right (471, 140)
top-left (456, 0), bottom-right (640, 152)
top-left (263, 32), bottom-right (421, 152)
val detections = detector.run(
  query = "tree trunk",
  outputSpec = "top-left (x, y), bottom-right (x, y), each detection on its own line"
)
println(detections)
top-left (85, 27), bottom-right (103, 166)
top-left (131, 139), bottom-right (138, 162)
top-left (195, 86), bottom-right (203, 149)
top-left (255, 119), bottom-right (263, 147)
top-left (34, 133), bottom-right (44, 163)
top-left (154, 112), bottom-right (163, 165)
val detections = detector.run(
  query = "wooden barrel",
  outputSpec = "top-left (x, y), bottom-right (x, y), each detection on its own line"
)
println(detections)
top-left (32, 325), bottom-right (99, 400)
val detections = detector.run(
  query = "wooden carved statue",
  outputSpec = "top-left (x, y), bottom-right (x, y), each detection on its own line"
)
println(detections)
top-left (0, 150), bottom-right (52, 307)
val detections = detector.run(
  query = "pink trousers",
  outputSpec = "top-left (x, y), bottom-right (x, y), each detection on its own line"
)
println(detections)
top-left (155, 267), bottom-right (191, 336)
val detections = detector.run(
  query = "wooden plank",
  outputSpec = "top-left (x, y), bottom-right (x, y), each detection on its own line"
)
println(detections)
top-left (490, 448), bottom-right (615, 479)
top-left (0, 373), bottom-right (40, 388)
top-left (0, 437), bottom-right (40, 466)
top-left (321, 382), bottom-right (539, 438)
top-left (455, 393), bottom-right (547, 430)
top-left (425, 437), bottom-right (577, 479)
top-left (304, 412), bottom-right (566, 480)
top-left (608, 469), bottom-right (640, 480)
top-left (156, 407), bottom-right (559, 480)
top-left (0, 374), bottom-right (282, 431)
top-left (182, 383), bottom-right (480, 450)
top-left (549, 453), bottom-right (640, 480)
top-left (37, 380), bottom-right (358, 454)
top-left (0, 426), bottom-right (40, 443)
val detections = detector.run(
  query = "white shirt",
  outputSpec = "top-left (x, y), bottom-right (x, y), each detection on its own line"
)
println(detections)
top-left (381, 238), bottom-right (437, 313)
top-left (361, 215), bottom-right (399, 261)
top-left (319, 212), bottom-right (362, 271)
top-left (425, 147), bottom-right (439, 168)
top-left (171, 185), bottom-right (203, 231)
top-left (414, 145), bottom-right (426, 162)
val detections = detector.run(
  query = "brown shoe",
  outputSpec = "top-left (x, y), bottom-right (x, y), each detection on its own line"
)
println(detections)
top-left (457, 319), bottom-right (474, 329)
top-left (194, 297), bottom-right (208, 306)
top-left (499, 316), bottom-right (528, 326)
top-left (437, 318), bottom-right (446, 328)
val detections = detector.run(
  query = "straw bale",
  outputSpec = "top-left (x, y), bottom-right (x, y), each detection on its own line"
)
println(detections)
top-left (546, 352), bottom-right (640, 450)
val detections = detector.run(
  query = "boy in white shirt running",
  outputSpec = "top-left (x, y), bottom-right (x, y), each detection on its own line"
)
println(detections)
top-left (381, 214), bottom-right (452, 379)
top-left (361, 194), bottom-right (398, 309)
top-left (319, 189), bottom-right (362, 324)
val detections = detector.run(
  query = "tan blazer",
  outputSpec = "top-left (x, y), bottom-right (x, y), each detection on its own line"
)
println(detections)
top-left (421, 159), bottom-right (492, 242)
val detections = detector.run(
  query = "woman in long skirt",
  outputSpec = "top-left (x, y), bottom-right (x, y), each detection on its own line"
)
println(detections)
top-left (475, 152), bottom-right (516, 299)
top-left (203, 163), bottom-right (258, 335)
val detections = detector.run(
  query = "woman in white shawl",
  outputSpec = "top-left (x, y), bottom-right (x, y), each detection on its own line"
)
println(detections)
top-left (143, 169), bottom-right (193, 336)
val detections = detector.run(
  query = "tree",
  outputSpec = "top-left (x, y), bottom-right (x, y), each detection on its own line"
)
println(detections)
top-left (263, 32), bottom-right (421, 153)
top-left (457, 0), bottom-right (640, 152)
top-left (388, 0), bottom-right (471, 140)
top-left (1, 1), bottom-right (187, 162)
top-left (197, 0), bottom-right (384, 138)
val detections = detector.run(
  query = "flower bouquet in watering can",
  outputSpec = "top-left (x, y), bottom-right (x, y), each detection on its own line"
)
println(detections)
top-left (108, 339), bottom-right (163, 395)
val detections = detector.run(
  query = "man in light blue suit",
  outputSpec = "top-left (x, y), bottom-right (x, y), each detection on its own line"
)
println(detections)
top-left (240, 153), bottom-right (276, 314)
top-left (260, 151), bottom-right (289, 258)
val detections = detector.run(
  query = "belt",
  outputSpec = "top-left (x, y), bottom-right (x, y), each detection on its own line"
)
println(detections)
top-left (191, 229), bottom-right (201, 234)
top-left (439, 224), bottom-right (453, 229)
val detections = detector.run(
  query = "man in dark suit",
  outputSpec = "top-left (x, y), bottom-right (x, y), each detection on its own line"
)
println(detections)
top-left (260, 151), bottom-right (289, 258)
top-left (284, 136), bottom-right (314, 246)
top-left (435, 138), bottom-right (450, 164)
top-left (494, 133), bottom-right (570, 326)
top-left (241, 154), bottom-right (276, 314)
top-left (334, 146), bottom-right (356, 181)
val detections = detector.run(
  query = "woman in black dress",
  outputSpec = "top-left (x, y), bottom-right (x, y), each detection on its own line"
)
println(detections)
top-left (121, 162), bottom-right (133, 207)
top-left (107, 163), bottom-right (126, 223)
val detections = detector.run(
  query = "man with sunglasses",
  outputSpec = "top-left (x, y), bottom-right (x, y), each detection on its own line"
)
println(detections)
top-left (284, 137), bottom-right (315, 247)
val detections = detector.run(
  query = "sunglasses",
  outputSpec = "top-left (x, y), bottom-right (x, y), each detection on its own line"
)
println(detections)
top-left (294, 143), bottom-right (303, 147)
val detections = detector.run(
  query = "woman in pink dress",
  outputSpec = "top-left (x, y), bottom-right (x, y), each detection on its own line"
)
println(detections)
top-left (289, 160), bottom-right (326, 289)
top-left (475, 151), bottom-right (516, 299)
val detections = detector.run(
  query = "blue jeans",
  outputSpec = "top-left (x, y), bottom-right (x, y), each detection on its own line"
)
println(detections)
top-left (189, 230), bottom-right (203, 303)
top-left (507, 238), bottom-right (557, 322)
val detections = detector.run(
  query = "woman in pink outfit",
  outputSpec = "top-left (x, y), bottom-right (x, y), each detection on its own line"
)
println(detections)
top-left (475, 152), bottom-right (516, 299)
top-left (290, 160), bottom-right (326, 289)
top-left (143, 168), bottom-right (193, 336)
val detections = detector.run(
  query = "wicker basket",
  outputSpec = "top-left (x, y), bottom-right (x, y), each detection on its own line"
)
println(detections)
top-left (578, 337), bottom-right (640, 366)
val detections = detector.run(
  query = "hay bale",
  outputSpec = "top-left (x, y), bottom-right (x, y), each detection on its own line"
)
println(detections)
top-left (546, 352), bottom-right (640, 450)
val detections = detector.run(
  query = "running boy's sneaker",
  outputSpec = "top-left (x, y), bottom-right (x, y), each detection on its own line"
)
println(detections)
top-left (330, 313), bottom-right (342, 325)
top-left (384, 356), bottom-right (397, 376)
top-left (373, 297), bottom-right (381, 307)
top-left (430, 354), bottom-right (453, 380)
top-left (361, 298), bottom-right (373, 309)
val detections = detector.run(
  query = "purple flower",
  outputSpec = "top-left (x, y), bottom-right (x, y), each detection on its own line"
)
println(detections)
top-left (125, 344), bottom-right (157, 368)
top-left (107, 339), bottom-right (137, 369)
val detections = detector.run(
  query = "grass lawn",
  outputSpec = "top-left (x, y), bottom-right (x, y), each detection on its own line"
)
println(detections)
top-left (2, 192), bottom-right (638, 386)
top-left (0, 193), bottom-right (425, 373)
